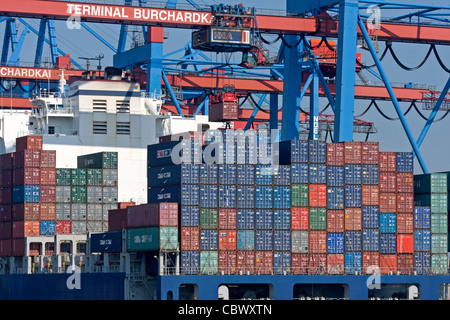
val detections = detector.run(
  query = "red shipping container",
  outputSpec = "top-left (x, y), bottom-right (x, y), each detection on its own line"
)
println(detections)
top-left (255, 251), bottom-right (273, 275)
top-left (0, 239), bottom-right (11, 257)
top-left (13, 203), bottom-right (40, 221)
top-left (236, 251), bottom-right (254, 274)
top-left (218, 251), bottom-right (237, 275)
top-left (29, 242), bottom-right (41, 256)
top-left (327, 210), bottom-right (344, 233)
top-left (309, 253), bottom-right (327, 274)
top-left (397, 193), bottom-right (414, 213)
top-left (118, 202), bottom-right (135, 209)
top-left (181, 227), bottom-right (200, 251)
top-left (13, 167), bottom-right (40, 186)
top-left (12, 238), bottom-right (25, 257)
top-left (397, 214), bottom-right (414, 234)
top-left (40, 167), bottom-right (56, 185)
top-left (380, 254), bottom-right (397, 274)
top-left (40, 150), bottom-right (56, 168)
top-left (379, 152), bottom-right (396, 172)
top-left (127, 203), bottom-right (178, 228)
top-left (362, 252), bottom-right (380, 274)
top-left (361, 142), bottom-right (379, 164)
top-left (344, 208), bottom-right (362, 231)
top-left (13, 150), bottom-right (41, 168)
top-left (362, 185), bottom-right (379, 206)
top-left (309, 231), bottom-right (327, 253)
top-left (218, 209), bottom-right (236, 230)
top-left (40, 185), bottom-right (56, 203)
top-left (327, 143), bottom-right (344, 166)
top-left (0, 205), bottom-right (12, 222)
top-left (108, 208), bottom-right (128, 231)
top-left (291, 207), bottom-right (309, 230)
top-left (379, 172), bottom-right (396, 192)
top-left (45, 242), bottom-right (55, 256)
top-left (12, 220), bottom-right (40, 238)
top-left (396, 173), bottom-right (413, 193)
top-left (380, 193), bottom-right (396, 213)
top-left (397, 254), bottom-right (414, 274)
top-left (291, 253), bottom-right (309, 275)
top-left (0, 188), bottom-right (12, 204)
top-left (1, 170), bottom-right (12, 187)
top-left (327, 254), bottom-right (345, 275)
top-left (344, 141), bottom-right (362, 164)
top-left (0, 153), bottom-right (13, 171)
top-left (16, 135), bottom-right (43, 151)
top-left (55, 221), bottom-right (71, 234)
top-left (397, 234), bottom-right (414, 253)
top-left (218, 230), bottom-right (237, 250)
top-left (0, 222), bottom-right (11, 239)
top-left (40, 203), bottom-right (56, 220)
top-left (309, 184), bottom-right (327, 207)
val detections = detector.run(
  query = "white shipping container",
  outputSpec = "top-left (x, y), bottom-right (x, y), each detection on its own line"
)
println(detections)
top-left (87, 220), bottom-right (103, 233)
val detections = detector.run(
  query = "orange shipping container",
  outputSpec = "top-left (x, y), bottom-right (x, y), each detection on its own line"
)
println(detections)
top-left (327, 143), bottom-right (344, 166)
top-left (40, 150), bottom-right (56, 168)
top-left (396, 173), bottom-right (414, 193)
top-left (16, 135), bottom-right (43, 152)
top-left (397, 214), bottom-right (414, 234)
top-left (362, 252), bottom-right (380, 274)
top-left (397, 234), bottom-right (414, 253)
top-left (236, 251), bottom-right (254, 274)
top-left (344, 141), bottom-right (362, 164)
top-left (291, 207), bottom-right (309, 230)
top-left (181, 227), bottom-right (200, 251)
top-left (379, 152), bottom-right (396, 172)
top-left (380, 254), bottom-right (397, 274)
top-left (379, 172), bottom-right (396, 192)
top-left (309, 185), bottom-right (327, 207)
top-left (309, 231), bottom-right (327, 253)
top-left (40, 203), bottom-right (56, 220)
top-left (380, 193), bottom-right (396, 213)
top-left (40, 168), bottom-right (56, 185)
top-left (361, 142), bottom-right (379, 164)
top-left (344, 208), bottom-right (362, 231)
top-left (255, 251), bottom-right (273, 275)
top-left (218, 209), bottom-right (237, 230)
top-left (291, 253), bottom-right (309, 275)
top-left (327, 254), bottom-right (345, 274)
top-left (218, 230), bottom-right (237, 251)
top-left (362, 185), bottom-right (379, 206)
top-left (397, 254), bottom-right (414, 274)
top-left (397, 193), bottom-right (414, 213)
top-left (12, 221), bottom-right (40, 238)
top-left (13, 203), bottom-right (40, 221)
top-left (327, 210), bottom-right (344, 233)
top-left (218, 251), bottom-right (237, 275)
top-left (309, 253), bottom-right (327, 274)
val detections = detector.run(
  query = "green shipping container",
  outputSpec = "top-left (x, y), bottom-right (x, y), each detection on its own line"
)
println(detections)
top-left (56, 168), bottom-right (72, 186)
top-left (126, 227), bottom-right (178, 251)
top-left (309, 207), bottom-right (327, 230)
top-left (291, 184), bottom-right (309, 207)
top-left (71, 169), bottom-right (87, 186)
top-left (431, 254), bottom-right (448, 274)
top-left (414, 193), bottom-right (448, 214)
top-left (200, 209), bottom-right (218, 229)
top-left (200, 251), bottom-right (218, 274)
top-left (71, 186), bottom-right (87, 203)
top-left (431, 214), bottom-right (448, 234)
top-left (431, 234), bottom-right (448, 254)
top-left (414, 173), bottom-right (448, 194)
top-left (87, 169), bottom-right (103, 186)
top-left (77, 152), bottom-right (118, 169)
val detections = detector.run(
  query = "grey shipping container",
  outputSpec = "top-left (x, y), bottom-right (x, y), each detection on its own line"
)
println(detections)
top-left (56, 186), bottom-right (71, 203)
top-left (103, 204), bottom-right (116, 221)
top-left (71, 203), bottom-right (87, 221)
top-left (102, 169), bottom-right (118, 186)
top-left (87, 220), bottom-right (103, 233)
top-left (56, 203), bottom-right (71, 220)
top-left (87, 186), bottom-right (103, 204)
top-left (102, 187), bottom-right (118, 203)
top-left (291, 230), bottom-right (309, 253)
top-left (88, 203), bottom-right (103, 220)
top-left (72, 220), bottom-right (87, 234)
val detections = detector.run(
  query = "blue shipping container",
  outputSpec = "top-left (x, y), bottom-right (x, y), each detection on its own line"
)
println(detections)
top-left (218, 164), bottom-right (237, 185)
top-left (327, 166), bottom-right (344, 187)
top-left (327, 187), bottom-right (344, 210)
top-left (308, 140), bottom-right (326, 163)
top-left (380, 233), bottom-right (397, 254)
top-left (396, 152), bottom-right (413, 172)
top-left (90, 231), bottom-right (122, 253)
top-left (273, 165), bottom-right (291, 185)
top-left (237, 230), bottom-right (255, 251)
top-left (414, 206), bottom-right (431, 229)
top-left (362, 229), bottom-right (379, 251)
top-left (380, 213), bottom-right (397, 233)
top-left (237, 185), bottom-right (255, 208)
top-left (12, 185), bottom-right (40, 203)
top-left (255, 165), bottom-right (273, 185)
top-left (147, 185), bottom-right (199, 205)
top-left (273, 210), bottom-right (291, 229)
top-left (273, 230), bottom-right (290, 251)
top-left (200, 229), bottom-right (218, 250)
top-left (255, 209), bottom-right (273, 229)
top-left (273, 186), bottom-right (291, 209)
top-left (344, 231), bottom-right (362, 251)
top-left (181, 251), bottom-right (200, 274)
top-left (148, 141), bottom-right (201, 167)
top-left (361, 165), bottom-right (379, 185)
top-left (199, 164), bottom-right (218, 184)
top-left (273, 251), bottom-right (291, 274)
top-left (345, 164), bottom-right (362, 185)
top-left (278, 140), bottom-right (308, 164)
top-left (237, 209), bottom-right (255, 229)
top-left (255, 230), bottom-right (273, 251)
top-left (327, 233), bottom-right (344, 254)
top-left (345, 185), bottom-right (362, 208)
top-left (148, 164), bottom-right (199, 187)
top-left (40, 220), bottom-right (55, 236)
top-left (414, 229), bottom-right (431, 252)
top-left (362, 206), bottom-right (379, 229)
top-left (200, 185), bottom-right (218, 208)
top-left (414, 252), bottom-right (431, 275)
top-left (309, 164), bottom-right (327, 184)
top-left (218, 185), bottom-right (237, 208)
top-left (345, 252), bottom-right (362, 274)
top-left (255, 186), bottom-right (273, 209)
top-left (236, 164), bottom-right (255, 185)
top-left (181, 206), bottom-right (200, 227)
top-left (291, 163), bottom-right (309, 184)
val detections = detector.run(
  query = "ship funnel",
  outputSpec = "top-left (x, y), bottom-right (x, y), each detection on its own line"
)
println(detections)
top-left (104, 67), bottom-right (123, 80)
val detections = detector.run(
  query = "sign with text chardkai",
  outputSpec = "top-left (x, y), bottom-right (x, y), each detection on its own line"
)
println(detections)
top-left (66, 3), bottom-right (212, 25)
top-left (0, 66), bottom-right (55, 79)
